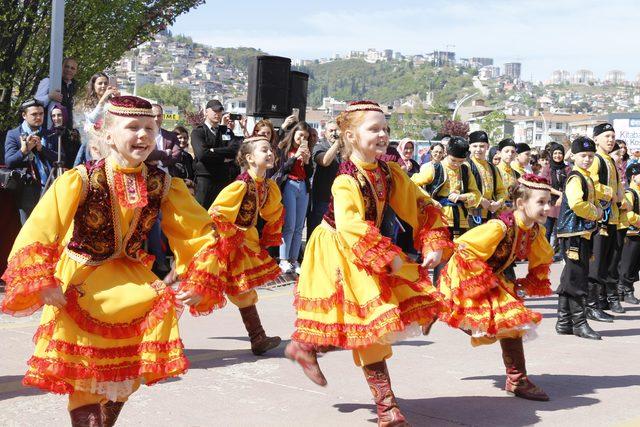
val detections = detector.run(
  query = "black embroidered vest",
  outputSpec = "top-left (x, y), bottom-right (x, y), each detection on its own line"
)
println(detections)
top-left (66, 159), bottom-right (170, 265)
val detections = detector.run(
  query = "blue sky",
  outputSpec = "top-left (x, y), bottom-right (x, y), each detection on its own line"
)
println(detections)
top-left (170, 0), bottom-right (639, 82)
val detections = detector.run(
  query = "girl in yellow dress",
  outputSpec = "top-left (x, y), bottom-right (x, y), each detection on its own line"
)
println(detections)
top-left (285, 101), bottom-right (452, 426)
top-left (438, 173), bottom-right (554, 401)
top-left (1, 96), bottom-right (225, 426)
top-left (207, 136), bottom-right (284, 355)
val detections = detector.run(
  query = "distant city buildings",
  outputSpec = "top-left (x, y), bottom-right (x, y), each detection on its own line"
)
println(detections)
top-left (504, 62), bottom-right (522, 80)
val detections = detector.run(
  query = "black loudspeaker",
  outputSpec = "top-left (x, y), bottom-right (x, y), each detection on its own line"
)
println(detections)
top-left (246, 55), bottom-right (291, 118)
top-left (288, 71), bottom-right (308, 121)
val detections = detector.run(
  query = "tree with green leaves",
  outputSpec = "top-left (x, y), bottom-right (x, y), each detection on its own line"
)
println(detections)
top-left (479, 110), bottom-right (507, 143)
top-left (0, 0), bottom-right (204, 131)
top-left (137, 84), bottom-right (193, 112)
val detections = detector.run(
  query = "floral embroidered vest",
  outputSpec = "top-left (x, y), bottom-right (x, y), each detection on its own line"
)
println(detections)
top-left (486, 211), bottom-right (539, 274)
top-left (66, 159), bottom-right (170, 265)
top-left (323, 160), bottom-right (392, 229)
top-left (234, 172), bottom-right (270, 228)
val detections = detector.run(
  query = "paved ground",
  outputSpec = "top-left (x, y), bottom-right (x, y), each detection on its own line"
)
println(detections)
top-left (1, 262), bottom-right (640, 427)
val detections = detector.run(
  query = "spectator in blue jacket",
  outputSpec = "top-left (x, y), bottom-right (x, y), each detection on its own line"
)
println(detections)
top-left (4, 99), bottom-right (57, 223)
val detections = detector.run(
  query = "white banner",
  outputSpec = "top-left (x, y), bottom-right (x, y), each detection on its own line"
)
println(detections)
top-left (614, 118), bottom-right (640, 152)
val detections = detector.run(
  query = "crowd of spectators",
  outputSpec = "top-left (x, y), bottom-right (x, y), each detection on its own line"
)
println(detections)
top-left (4, 58), bottom-right (640, 280)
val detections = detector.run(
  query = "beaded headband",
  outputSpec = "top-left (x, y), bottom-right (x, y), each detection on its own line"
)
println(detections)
top-left (107, 95), bottom-right (154, 117)
top-left (243, 136), bottom-right (271, 144)
top-left (345, 100), bottom-right (384, 114)
top-left (517, 173), bottom-right (552, 191)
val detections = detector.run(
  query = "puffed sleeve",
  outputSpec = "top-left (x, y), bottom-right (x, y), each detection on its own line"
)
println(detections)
top-left (515, 226), bottom-right (553, 297)
top-left (566, 175), bottom-right (599, 221)
top-left (333, 175), bottom-right (402, 276)
top-left (161, 177), bottom-right (225, 316)
top-left (387, 162), bottom-right (453, 260)
top-left (1, 169), bottom-right (83, 316)
top-left (259, 179), bottom-right (285, 248)
top-left (411, 162), bottom-right (435, 188)
top-left (588, 158), bottom-right (613, 202)
top-left (443, 220), bottom-right (507, 299)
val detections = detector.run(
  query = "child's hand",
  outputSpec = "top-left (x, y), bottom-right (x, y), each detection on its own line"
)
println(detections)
top-left (389, 255), bottom-right (403, 274)
top-left (40, 286), bottom-right (66, 308)
top-left (176, 289), bottom-right (203, 307)
top-left (422, 250), bottom-right (443, 269)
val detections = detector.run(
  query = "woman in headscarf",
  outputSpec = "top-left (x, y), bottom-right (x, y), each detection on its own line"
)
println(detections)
top-left (397, 137), bottom-right (421, 176)
top-left (46, 103), bottom-right (81, 169)
top-left (545, 143), bottom-right (571, 255)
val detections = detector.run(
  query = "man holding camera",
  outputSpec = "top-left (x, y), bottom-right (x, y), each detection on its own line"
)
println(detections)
top-left (3, 99), bottom-right (57, 223)
top-left (191, 99), bottom-right (242, 208)
top-left (307, 121), bottom-right (341, 237)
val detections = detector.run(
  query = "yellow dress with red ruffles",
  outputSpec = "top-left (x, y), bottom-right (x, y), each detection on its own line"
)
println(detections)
top-left (0, 158), bottom-right (225, 401)
top-left (438, 211), bottom-right (553, 346)
top-left (208, 170), bottom-right (284, 296)
top-left (292, 158), bottom-right (453, 349)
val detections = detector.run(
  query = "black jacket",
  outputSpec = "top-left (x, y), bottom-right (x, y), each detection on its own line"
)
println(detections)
top-left (190, 123), bottom-right (241, 182)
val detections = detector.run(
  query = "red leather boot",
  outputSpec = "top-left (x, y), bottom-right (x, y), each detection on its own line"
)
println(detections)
top-left (69, 404), bottom-right (103, 427)
top-left (362, 361), bottom-right (410, 427)
top-left (102, 401), bottom-right (124, 427)
top-left (284, 340), bottom-right (327, 386)
top-left (500, 338), bottom-right (549, 401)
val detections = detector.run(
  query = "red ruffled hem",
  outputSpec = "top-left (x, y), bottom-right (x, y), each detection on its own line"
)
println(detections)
top-left (292, 303), bottom-right (441, 349)
top-left (64, 286), bottom-right (180, 338)
top-left (1, 242), bottom-right (62, 317)
top-left (223, 260), bottom-right (282, 296)
top-left (352, 221), bottom-right (402, 276)
top-left (516, 263), bottom-right (552, 297)
top-left (439, 298), bottom-right (542, 337)
top-left (442, 254), bottom-right (499, 298)
top-left (45, 338), bottom-right (184, 359)
top-left (23, 355), bottom-right (189, 393)
top-left (294, 266), bottom-right (438, 319)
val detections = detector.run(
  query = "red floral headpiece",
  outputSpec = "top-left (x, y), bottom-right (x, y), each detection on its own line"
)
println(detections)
top-left (345, 100), bottom-right (384, 114)
top-left (108, 96), bottom-right (154, 117)
top-left (518, 173), bottom-right (551, 191)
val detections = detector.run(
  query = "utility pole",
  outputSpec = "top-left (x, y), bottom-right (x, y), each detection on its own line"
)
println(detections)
top-left (49, 0), bottom-right (66, 93)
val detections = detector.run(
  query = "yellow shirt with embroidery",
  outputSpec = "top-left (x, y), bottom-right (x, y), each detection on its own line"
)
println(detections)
top-left (412, 160), bottom-right (481, 229)
top-left (588, 149), bottom-right (620, 225)
top-left (511, 161), bottom-right (526, 177)
top-left (497, 161), bottom-right (518, 194)
top-left (622, 183), bottom-right (640, 231)
top-left (469, 157), bottom-right (506, 217)
top-left (563, 166), bottom-right (599, 239)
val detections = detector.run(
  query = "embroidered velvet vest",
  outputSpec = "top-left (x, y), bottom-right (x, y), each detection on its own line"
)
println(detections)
top-left (556, 171), bottom-right (597, 237)
top-left (234, 172), bottom-right (270, 228)
top-left (323, 160), bottom-right (392, 229)
top-left (485, 211), bottom-right (539, 274)
top-left (66, 159), bottom-right (170, 265)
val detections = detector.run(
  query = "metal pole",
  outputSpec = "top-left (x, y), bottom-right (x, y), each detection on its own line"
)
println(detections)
top-left (452, 92), bottom-right (478, 120)
top-left (49, 0), bottom-right (66, 93)
top-left (539, 111), bottom-right (547, 147)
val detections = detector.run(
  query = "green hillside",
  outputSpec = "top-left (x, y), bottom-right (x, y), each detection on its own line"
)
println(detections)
top-left (295, 59), bottom-right (476, 108)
